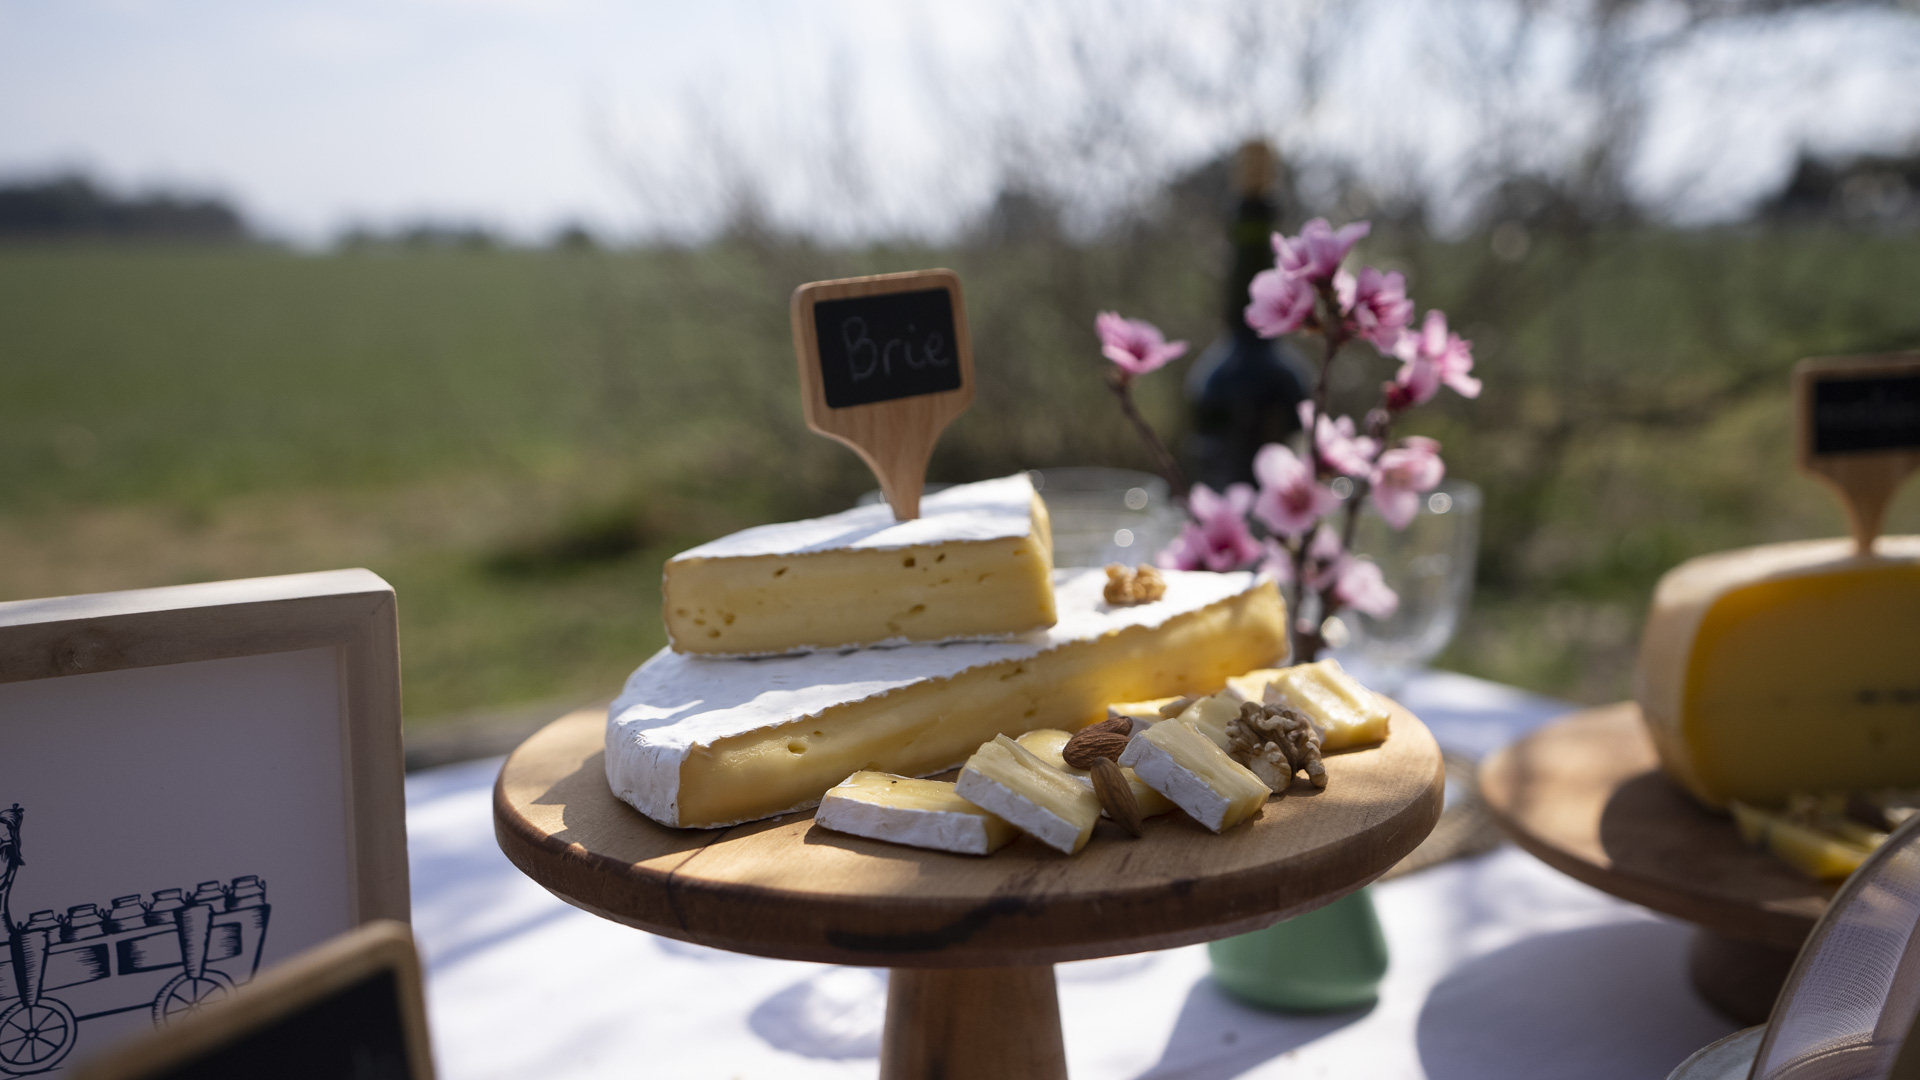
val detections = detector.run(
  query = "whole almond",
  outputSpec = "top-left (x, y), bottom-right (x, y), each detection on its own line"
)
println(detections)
top-left (1062, 730), bottom-right (1130, 770)
top-left (1089, 757), bottom-right (1143, 837)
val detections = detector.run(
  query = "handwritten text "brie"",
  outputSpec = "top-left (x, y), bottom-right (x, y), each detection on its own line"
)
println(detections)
top-left (841, 317), bottom-right (950, 382)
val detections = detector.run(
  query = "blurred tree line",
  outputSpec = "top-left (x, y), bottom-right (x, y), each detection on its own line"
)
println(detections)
top-left (4, 0), bottom-right (1919, 708)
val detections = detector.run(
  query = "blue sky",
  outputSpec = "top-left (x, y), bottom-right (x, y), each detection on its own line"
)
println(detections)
top-left (2, 0), bottom-right (1916, 243)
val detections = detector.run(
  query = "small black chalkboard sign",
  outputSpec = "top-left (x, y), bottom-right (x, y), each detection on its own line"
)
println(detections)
top-left (813, 287), bottom-right (963, 409)
top-left (790, 269), bottom-right (976, 520)
top-left (1794, 352), bottom-right (1920, 554)
top-left (73, 921), bottom-right (433, 1080)
top-left (1811, 371), bottom-right (1920, 455)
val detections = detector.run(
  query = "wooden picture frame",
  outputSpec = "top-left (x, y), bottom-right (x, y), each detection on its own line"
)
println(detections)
top-left (790, 269), bottom-right (976, 521)
top-left (68, 919), bottom-right (433, 1080)
top-left (0, 570), bottom-right (408, 1075)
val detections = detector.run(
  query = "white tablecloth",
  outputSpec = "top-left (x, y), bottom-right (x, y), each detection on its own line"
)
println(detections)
top-left (406, 672), bottom-right (1742, 1079)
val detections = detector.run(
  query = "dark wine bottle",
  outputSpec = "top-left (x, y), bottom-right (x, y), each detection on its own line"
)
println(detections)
top-left (1184, 140), bottom-right (1313, 490)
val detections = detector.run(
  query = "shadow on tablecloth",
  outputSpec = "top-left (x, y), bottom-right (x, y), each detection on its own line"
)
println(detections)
top-left (1415, 920), bottom-right (1737, 1080)
top-left (1134, 978), bottom-right (1372, 1080)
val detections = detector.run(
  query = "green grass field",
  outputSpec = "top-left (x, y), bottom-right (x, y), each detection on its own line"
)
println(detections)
top-left (2, 232), bottom-right (1916, 724)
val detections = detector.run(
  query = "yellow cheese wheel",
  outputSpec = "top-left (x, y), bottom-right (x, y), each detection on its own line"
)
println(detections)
top-left (1635, 536), bottom-right (1920, 807)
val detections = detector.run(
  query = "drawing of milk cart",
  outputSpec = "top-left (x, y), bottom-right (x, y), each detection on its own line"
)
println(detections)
top-left (0, 805), bottom-right (271, 1074)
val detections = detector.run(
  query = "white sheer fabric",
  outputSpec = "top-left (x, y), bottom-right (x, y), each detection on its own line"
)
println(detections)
top-left (1749, 816), bottom-right (1920, 1080)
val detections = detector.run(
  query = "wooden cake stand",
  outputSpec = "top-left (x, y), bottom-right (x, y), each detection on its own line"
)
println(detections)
top-left (494, 705), bottom-right (1444, 1079)
top-left (1479, 703), bottom-right (1832, 1025)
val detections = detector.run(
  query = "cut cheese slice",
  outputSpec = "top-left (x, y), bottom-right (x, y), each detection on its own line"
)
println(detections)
top-left (1175, 691), bottom-right (1246, 751)
top-left (1014, 729), bottom-right (1175, 818)
top-left (1636, 537), bottom-right (1920, 807)
top-left (663, 473), bottom-right (1056, 656)
top-left (815, 772), bottom-right (1017, 855)
top-left (1118, 720), bottom-right (1271, 833)
top-left (956, 735), bottom-right (1103, 853)
top-left (1729, 801), bottom-right (1871, 880)
top-left (1107, 696), bottom-right (1185, 734)
top-left (1256, 660), bottom-right (1391, 751)
top-left (607, 568), bottom-right (1288, 827)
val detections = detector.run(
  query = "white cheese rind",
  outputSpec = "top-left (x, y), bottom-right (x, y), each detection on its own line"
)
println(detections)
top-left (1119, 734), bottom-right (1238, 833)
top-left (671, 473), bottom-right (1040, 560)
top-left (605, 567), bottom-right (1268, 826)
top-left (814, 784), bottom-right (1010, 855)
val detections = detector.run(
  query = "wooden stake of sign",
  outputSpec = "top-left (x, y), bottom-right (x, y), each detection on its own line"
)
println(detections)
top-left (1794, 352), bottom-right (1920, 554)
top-left (792, 269), bottom-right (975, 521)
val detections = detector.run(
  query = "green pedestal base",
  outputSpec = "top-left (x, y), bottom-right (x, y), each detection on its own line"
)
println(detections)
top-left (1208, 888), bottom-right (1388, 1012)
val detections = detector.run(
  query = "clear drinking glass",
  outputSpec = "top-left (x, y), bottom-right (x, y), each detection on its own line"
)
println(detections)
top-left (1029, 467), bottom-right (1180, 568)
top-left (1328, 480), bottom-right (1482, 695)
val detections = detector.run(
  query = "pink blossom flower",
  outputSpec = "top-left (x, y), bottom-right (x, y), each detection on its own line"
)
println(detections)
top-left (1156, 483), bottom-right (1262, 572)
top-left (1389, 309), bottom-right (1480, 407)
top-left (1343, 267), bottom-right (1413, 352)
top-left (1331, 557), bottom-right (1399, 619)
top-left (1274, 218), bottom-right (1370, 283)
top-left (1257, 538), bottom-right (1294, 587)
top-left (1096, 312), bottom-right (1188, 377)
top-left (1370, 436), bottom-right (1445, 529)
top-left (1243, 268), bottom-right (1315, 338)
top-left (1251, 442), bottom-right (1339, 537)
top-left (1298, 403), bottom-right (1379, 477)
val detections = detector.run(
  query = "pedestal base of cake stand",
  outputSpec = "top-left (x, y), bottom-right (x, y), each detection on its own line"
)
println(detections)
top-left (1687, 931), bottom-right (1799, 1028)
top-left (493, 706), bottom-right (1445, 1079)
top-left (882, 966), bottom-right (1066, 1080)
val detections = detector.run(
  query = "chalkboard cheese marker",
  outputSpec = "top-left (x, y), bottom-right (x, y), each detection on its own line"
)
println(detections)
top-left (71, 920), bottom-right (434, 1080)
top-left (791, 269), bottom-right (975, 521)
top-left (1794, 352), bottom-right (1920, 554)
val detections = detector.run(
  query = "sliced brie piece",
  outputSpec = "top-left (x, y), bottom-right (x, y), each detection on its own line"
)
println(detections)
top-left (663, 473), bottom-right (1056, 656)
top-left (1118, 720), bottom-right (1271, 833)
top-left (1014, 729), bottom-right (1175, 818)
top-left (606, 568), bottom-right (1287, 827)
top-left (1261, 660), bottom-right (1391, 751)
top-left (814, 772), bottom-right (1017, 856)
top-left (1175, 691), bottom-right (1247, 751)
top-left (955, 735), bottom-right (1103, 854)
top-left (1106, 696), bottom-right (1183, 734)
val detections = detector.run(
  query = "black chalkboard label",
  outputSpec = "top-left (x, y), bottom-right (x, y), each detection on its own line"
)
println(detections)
top-left (813, 288), bottom-right (962, 408)
top-left (1812, 373), bottom-right (1920, 455)
top-left (148, 968), bottom-right (412, 1080)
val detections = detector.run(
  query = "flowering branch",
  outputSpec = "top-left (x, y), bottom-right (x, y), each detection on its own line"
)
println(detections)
top-left (1095, 312), bottom-right (1189, 497)
top-left (1095, 217), bottom-right (1481, 663)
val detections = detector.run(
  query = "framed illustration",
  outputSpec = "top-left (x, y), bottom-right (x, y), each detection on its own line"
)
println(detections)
top-left (0, 570), bottom-right (408, 1075)
top-left (70, 920), bottom-right (434, 1080)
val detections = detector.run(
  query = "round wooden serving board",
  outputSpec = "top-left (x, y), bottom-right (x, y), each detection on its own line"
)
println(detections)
top-left (494, 703), bottom-right (1443, 969)
top-left (1479, 702), bottom-right (1833, 1023)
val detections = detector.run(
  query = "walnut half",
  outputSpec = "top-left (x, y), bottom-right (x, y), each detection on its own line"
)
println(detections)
top-left (1225, 701), bottom-right (1326, 794)
top-left (1103, 563), bottom-right (1167, 605)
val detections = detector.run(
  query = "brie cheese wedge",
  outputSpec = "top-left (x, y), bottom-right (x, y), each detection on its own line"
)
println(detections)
top-left (606, 568), bottom-right (1287, 828)
top-left (663, 473), bottom-right (1056, 656)
top-left (1014, 729), bottom-right (1176, 818)
top-left (814, 772), bottom-right (1017, 856)
top-left (1119, 719), bottom-right (1271, 833)
top-left (955, 735), bottom-right (1103, 854)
